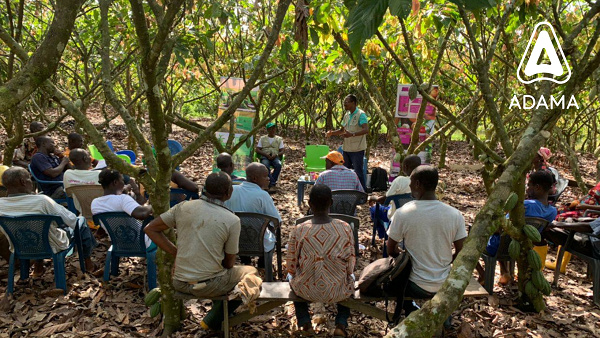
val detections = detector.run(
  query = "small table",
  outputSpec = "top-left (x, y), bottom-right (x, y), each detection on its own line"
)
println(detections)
top-left (297, 177), bottom-right (316, 206)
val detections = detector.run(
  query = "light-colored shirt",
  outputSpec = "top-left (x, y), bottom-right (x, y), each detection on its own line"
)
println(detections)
top-left (385, 176), bottom-right (411, 217)
top-left (224, 181), bottom-right (279, 252)
top-left (91, 194), bottom-right (152, 248)
top-left (315, 165), bottom-right (364, 192)
top-left (0, 194), bottom-right (78, 253)
top-left (63, 169), bottom-right (100, 211)
top-left (287, 219), bottom-right (355, 303)
top-left (161, 198), bottom-right (241, 282)
top-left (257, 137), bottom-right (285, 149)
top-left (387, 200), bottom-right (467, 293)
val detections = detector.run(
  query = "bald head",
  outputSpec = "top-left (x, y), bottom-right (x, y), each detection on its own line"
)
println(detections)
top-left (246, 162), bottom-right (268, 183)
top-left (30, 121), bottom-right (44, 134)
top-left (204, 172), bottom-right (232, 200)
top-left (216, 153), bottom-right (234, 175)
top-left (2, 167), bottom-right (33, 193)
top-left (69, 149), bottom-right (91, 169)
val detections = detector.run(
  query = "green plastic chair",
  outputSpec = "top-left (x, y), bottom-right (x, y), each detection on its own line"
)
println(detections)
top-left (88, 145), bottom-right (103, 160)
top-left (302, 145), bottom-right (329, 173)
top-left (117, 154), bottom-right (131, 164)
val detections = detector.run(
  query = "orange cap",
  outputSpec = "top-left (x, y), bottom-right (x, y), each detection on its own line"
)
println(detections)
top-left (321, 151), bottom-right (344, 165)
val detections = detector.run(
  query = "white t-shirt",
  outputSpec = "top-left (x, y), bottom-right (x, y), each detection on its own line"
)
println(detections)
top-left (91, 194), bottom-right (152, 248)
top-left (257, 137), bottom-right (284, 148)
top-left (63, 169), bottom-right (101, 211)
top-left (385, 176), bottom-right (411, 217)
top-left (387, 200), bottom-right (467, 292)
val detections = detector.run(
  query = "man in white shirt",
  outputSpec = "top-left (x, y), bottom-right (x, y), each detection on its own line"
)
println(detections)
top-left (0, 167), bottom-right (97, 276)
top-left (387, 165), bottom-right (466, 317)
top-left (63, 149), bottom-right (100, 211)
top-left (225, 163), bottom-right (279, 267)
top-left (256, 123), bottom-right (284, 192)
top-left (370, 155), bottom-right (421, 216)
top-left (91, 169), bottom-right (153, 248)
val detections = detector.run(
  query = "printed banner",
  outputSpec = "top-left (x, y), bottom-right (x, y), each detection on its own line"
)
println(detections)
top-left (395, 84), bottom-right (439, 122)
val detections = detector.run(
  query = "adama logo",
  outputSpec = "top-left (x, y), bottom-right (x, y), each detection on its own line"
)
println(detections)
top-left (517, 21), bottom-right (571, 84)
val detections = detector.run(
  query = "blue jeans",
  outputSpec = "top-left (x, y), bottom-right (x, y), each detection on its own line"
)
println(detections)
top-left (293, 301), bottom-right (350, 327)
top-left (342, 150), bottom-right (366, 191)
top-left (260, 157), bottom-right (282, 186)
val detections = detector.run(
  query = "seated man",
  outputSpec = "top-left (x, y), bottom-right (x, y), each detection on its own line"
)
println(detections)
top-left (544, 218), bottom-right (600, 260)
top-left (477, 170), bottom-right (557, 285)
top-left (144, 172), bottom-right (259, 331)
top-left (387, 166), bottom-right (466, 317)
top-left (13, 121), bottom-right (44, 168)
top-left (314, 151), bottom-right (364, 192)
top-left (63, 149), bottom-right (100, 212)
top-left (30, 136), bottom-right (71, 199)
top-left (256, 123), bottom-right (284, 192)
top-left (225, 163), bottom-right (279, 266)
top-left (369, 155), bottom-right (421, 229)
top-left (216, 152), bottom-right (245, 182)
top-left (287, 185), bottom-right (355, 337)
top-left (64, 133), bottom-right (99, 167)
top-left (0, 167), bottom-right (97, 274)
top-left (91, 168), bottom-right (153, 247)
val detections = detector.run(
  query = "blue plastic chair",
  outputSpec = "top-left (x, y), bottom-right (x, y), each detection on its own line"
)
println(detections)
top-left (115, 150), bottom-right (136, 163)
top-left (93, 212), bottom-right (157, 289)
top-left (169, 188), bottom-right (200, 207)
top-left (28, 164), bottom-right (68, 205)
top-left (0, 215), bottom-right (85, 294)
top-left (373, 193), bottom-right (413, 257)
top-left (167, 140), bottom-right (183, 155)
top-left (106, 140), bottom-right (114, 152)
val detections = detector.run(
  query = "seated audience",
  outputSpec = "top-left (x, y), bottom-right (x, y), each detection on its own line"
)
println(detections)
top-left (225, 163), bottom-right (279, 266)
top-left (369, 155), bottom-right (421, 226)
top-left (91, 168), bottom-right (153, 247)
top-left (216, 152), bottom-right (244, 182)
top-left (64, 133), bottom-right (99, 167)
top-left (30, 136), bottom-right (71, 198)
top-left (287, 185), bottom-right (355, 337)
top-left (0, 167), bottom-right (97, 274)
top-left (557, 181), bottom-right (600, 219)
top-left (386, 166), bottom-right (466, 318)
top-left (314, 151), bottom-right (364, 192)
top-left (531, 147), bottom-right (558, 195)
top-left (144, 172), bottom-right (259, 331)
top-left (13, 121), bottom-right (44, 168)
top-left (256, 123), bottom-right (284, 192)
top-left (477, 170), bottom-right (557, 285)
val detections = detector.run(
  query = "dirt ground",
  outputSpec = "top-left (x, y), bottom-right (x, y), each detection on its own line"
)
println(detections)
top-left (0, 115), bottom-right (598, 337)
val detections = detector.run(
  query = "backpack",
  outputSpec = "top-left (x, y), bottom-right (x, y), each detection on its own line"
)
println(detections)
top-left (357, 251), bottom-right (412, 324)
top-left (370, 167), bottom-right (388, 192)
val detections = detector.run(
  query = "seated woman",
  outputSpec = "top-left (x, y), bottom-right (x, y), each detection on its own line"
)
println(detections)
top-left (530, 147), bottom-right (558, 196)
top-left (287, 185), bottom-right (355, 337)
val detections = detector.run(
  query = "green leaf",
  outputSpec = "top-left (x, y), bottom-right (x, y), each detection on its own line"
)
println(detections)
top-left (346, 0), bottom-right (389, 56)
top-left (448, 0), bottom-right (495, 11)
top-left (310, 28), bottom-right (320, 45)
top-left (388, 0), bottom-right (412, 20)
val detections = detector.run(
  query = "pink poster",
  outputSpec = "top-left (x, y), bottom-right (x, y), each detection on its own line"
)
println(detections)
top-left (395, 84), bottom-right (439, 122)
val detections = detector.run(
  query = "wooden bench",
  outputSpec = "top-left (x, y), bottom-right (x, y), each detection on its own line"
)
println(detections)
top-left (174, 276), bottom-right (487, 337)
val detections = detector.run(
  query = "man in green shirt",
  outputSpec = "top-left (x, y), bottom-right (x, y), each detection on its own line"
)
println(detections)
top-left (326, 94), bottom-right (369, 190)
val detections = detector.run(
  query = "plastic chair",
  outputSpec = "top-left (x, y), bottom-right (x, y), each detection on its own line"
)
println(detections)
top-left (235, 212), bottom-right (281, 281)
top-left (66, 185), bottom-right (104, 223)
top-left (553, 210), bottom-right (599, 306)
top-left (481, 217), bottom-right (549, 294)
top-left (93, 212), bottom-right (157, 290)
top-left (88, 145), bottom-right (103, 160)
top-left (106, 141), bottom-right (114, 152)
top-left (330, 190), bottom-right (368, 216)
top-left (116, 154), bottom-right (131, 164)
top-left (372, 193), bottom-right (413, 257)
top-left (0, 215), bottom-right (85, 294)
top-left (169, 188), bottom-right (200, 207)
top-left (296, 213), bottom-right (360, 255)
top-left (302, 145), bottom-right (329, 173)
top-left (167, 139), bottom-right (183, 155)
top-left (28, 164), bottom-right (68, 205)
top-left (116, 150), bottom-right (136, 163)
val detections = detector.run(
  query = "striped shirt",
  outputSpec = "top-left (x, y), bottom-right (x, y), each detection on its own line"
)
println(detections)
top-left (0, 194), bottom-right (77, 253)
top-left (314, 165), bottom-right (364, 192)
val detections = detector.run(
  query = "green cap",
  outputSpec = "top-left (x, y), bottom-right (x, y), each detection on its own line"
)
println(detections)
top-left (266, 122), bottom-right (276, 129)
